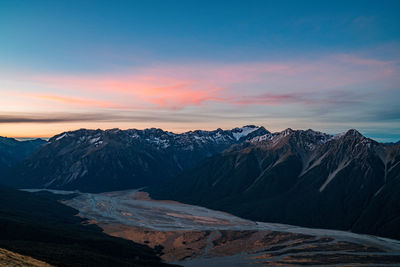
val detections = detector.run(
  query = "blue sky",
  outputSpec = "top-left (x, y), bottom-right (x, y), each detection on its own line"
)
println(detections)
top-left (0, 0), bottom-right (399, 141)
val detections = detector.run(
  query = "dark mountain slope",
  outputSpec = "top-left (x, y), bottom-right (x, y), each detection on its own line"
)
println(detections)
top-left (149, 129), bottom-right (400, 240)
top-left (263, 130), bottom-right (387, 230)
top-left (0, 185), bottom-right (172, 266)
top-left (1, 126), bottom-right (268, 192)
top-left (0, 137), bottom-right (46, 173)
top-left (351, 144), bottom-right (400, 239)
top-left (149, 129), bottom-right (332, 206)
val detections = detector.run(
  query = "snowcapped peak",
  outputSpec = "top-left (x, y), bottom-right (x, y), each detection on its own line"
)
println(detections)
top-left (231, 125), bottom-right (261, 140)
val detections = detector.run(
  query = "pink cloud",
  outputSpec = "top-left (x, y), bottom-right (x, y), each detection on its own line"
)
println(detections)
top-left (226, 93), bottom-right (302, 106)
top-left (138, 83), bottom-right (224, 109)
top-left (6, 53), bottom-right (397, 110)
top-left (27, 74), bottom-right (225, 110)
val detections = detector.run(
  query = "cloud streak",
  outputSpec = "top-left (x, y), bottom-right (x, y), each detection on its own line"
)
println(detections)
top-left (0, 111), bottom-right (242, 124)
top-left (17, 53), bottom-right (397, 110)
top-left (30, 94), bottom-right (124, 109)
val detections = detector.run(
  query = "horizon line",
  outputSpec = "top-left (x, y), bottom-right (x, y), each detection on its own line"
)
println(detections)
top-left (4, 126), bottom-right (399, 144)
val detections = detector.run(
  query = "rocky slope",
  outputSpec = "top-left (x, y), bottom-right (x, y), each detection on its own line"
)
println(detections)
top-left (149, 129), bottom-right (400, 240)
top-left (1, 126), bottom-right (268, 192)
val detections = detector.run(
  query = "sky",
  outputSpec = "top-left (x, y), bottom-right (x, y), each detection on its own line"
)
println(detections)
top-left (0, 0), bottom-right (399, 141)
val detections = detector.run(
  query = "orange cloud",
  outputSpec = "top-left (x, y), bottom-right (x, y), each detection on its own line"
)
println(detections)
top-left (29, 74), bottom-right (225, 110)
top-left (29, 94), bottom-right (123, 109)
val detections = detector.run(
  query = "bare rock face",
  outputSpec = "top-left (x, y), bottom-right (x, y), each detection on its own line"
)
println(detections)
top-left (149, 129), bottom-right (400, 240)
top-left (1, 126), bottom-right (269, 192)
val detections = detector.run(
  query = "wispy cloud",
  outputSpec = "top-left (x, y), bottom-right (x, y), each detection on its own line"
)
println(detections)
top-left (0, 110), bottom-right (262, 124)
top-left (0, 113), bottom-right (113, 123)
top-left (29, 94), bottom-right (124, 108)
top-left (10, 53), bottom-right (396, 111)
top-left (0, 112), bottom-right (196, 124)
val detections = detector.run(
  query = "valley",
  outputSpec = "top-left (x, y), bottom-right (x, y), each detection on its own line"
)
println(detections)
top-left (26, 189), bottom-right (400, 266)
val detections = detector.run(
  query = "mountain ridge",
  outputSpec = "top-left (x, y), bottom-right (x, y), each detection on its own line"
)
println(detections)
top-left (1, 125), bottom-right (269, 192)
top-left (148, 128), bottom-right (400, 240)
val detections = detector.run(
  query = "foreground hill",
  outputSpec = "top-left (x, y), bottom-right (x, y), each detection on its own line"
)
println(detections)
top-left (149, 129), bottom-right (400, 240)
top-left (0, 137), bottom-right (46, 173)
top-left (0, 185), bottom-right (172, 266)
top-left (0, 248), bottom-right (53, 267)
top-left (1, 126), bottom-right (267, 192)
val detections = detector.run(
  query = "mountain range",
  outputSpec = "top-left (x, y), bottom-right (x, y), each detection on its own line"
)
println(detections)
top-left (149, 128), bottom-right (400, 240)
top-left (1, 126), bottom-right (399, 241)
top-left (1, 126), bottom-right (267, 192)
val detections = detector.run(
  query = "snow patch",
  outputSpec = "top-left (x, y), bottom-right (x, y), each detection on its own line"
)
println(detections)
top-left (232, 126), bottom-right (259, 141)
top-left (89, 136), bottom-right (101, 144)
top-left (55, 133), bottom-right (67, 141)
top-left (250, 133), bottom-right (274, 143)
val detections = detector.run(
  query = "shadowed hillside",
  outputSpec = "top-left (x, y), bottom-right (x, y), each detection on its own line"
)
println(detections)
top-left (0, 186), bottom-right (174, 267)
